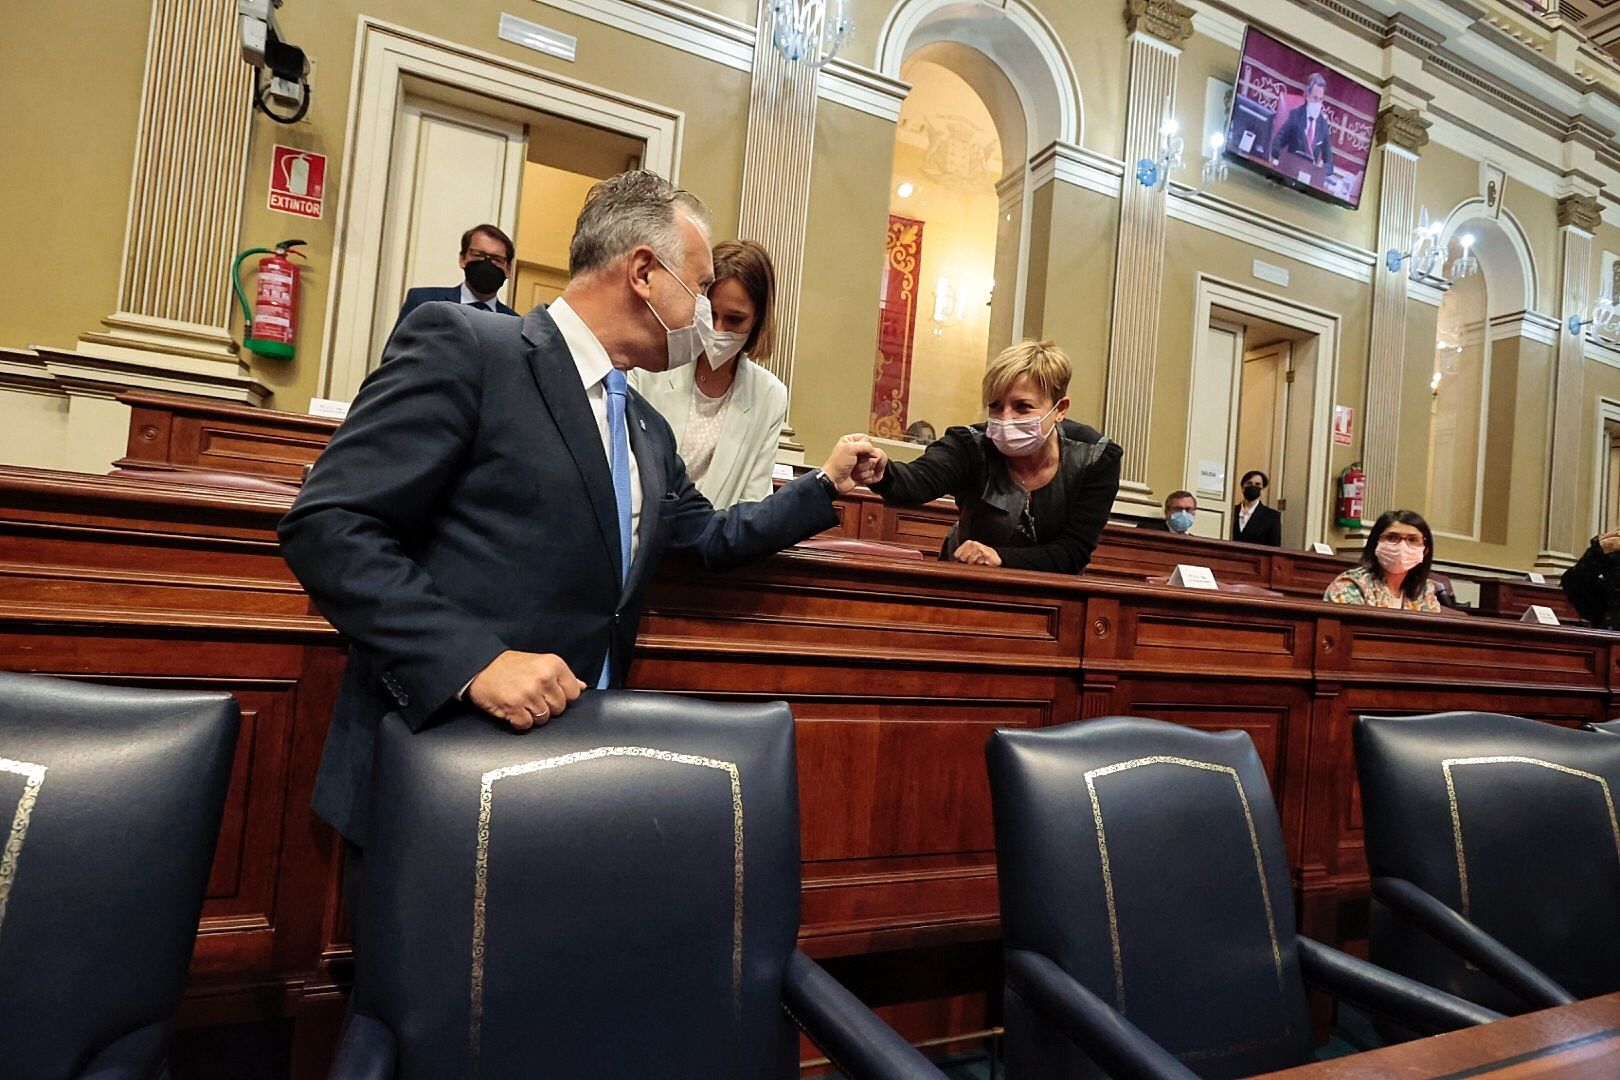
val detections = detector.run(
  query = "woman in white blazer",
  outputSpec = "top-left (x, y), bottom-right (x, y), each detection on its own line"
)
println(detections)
top-left (630, 240), bottom-right (789, 507)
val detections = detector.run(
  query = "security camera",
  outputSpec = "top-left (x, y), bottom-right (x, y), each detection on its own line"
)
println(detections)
top-left (238, 0), bottom-right (311, 122)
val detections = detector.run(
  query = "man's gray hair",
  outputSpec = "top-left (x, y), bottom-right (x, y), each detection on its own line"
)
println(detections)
top-left (568, 170), bottom-right (711, 277)
top-left (1305, 72), bottom-right (1327, 93)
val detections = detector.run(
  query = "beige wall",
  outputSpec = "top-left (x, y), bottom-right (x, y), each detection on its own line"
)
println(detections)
top-left (0, 1), bottom-right (148, 354)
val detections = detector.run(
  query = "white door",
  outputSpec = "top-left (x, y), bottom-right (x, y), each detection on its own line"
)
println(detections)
top-left (1182, 319), bottom-right (1245, 539)
top-left (368, 97), bottom-right (527, 369)
top-left (1234, 341), bottom-right (1291, 520)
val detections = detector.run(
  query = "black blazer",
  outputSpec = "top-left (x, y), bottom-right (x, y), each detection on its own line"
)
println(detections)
top-left (1275, 104), bottom-right (1334, 170)
top-left (1232, 502), bottom-right (1283, 546)
top-left (871, 419), bottom-right (1122, 574)
top-left (395, 285), bottom-right (518, 329)
top-left (278, 303), bottom-right (837, 843)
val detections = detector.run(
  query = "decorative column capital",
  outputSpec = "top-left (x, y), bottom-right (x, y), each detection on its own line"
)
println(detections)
top-left (1123, 0), bottom-right (1195, 46)
top-left (1374, 106), bottom-right (1430, 153)
top-left (1557, 193), bottom-right (1602, 231)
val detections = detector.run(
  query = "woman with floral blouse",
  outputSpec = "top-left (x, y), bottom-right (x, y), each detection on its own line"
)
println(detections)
top-left (1323, 509), bottom-right (1442, 613)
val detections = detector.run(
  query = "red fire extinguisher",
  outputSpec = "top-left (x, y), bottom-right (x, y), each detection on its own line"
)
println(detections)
top-left (1336, 461), bottom-right (1366, 528)
top-left (232, 239), bottom-right (306, 360)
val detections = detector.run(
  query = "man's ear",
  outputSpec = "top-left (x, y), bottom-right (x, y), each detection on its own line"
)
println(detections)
top-left (626, 246), bottom-right (658, 300)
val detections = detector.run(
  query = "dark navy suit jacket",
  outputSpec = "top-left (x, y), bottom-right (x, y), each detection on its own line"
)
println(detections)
top-left (394, 285), bottom-right (518, 331)
top-left (279, 303), bottom-right (838, 843)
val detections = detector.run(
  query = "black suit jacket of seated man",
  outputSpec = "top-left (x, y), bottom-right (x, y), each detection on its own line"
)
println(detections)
top-left (278, 302), bottom-right (838, 844)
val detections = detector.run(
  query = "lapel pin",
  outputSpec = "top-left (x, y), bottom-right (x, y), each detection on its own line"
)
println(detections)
top-left (638, 418), bottom-right (646, 430)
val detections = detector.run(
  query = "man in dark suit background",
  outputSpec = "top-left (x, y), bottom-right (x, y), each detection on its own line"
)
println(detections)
top-left (393, 223), bottom-right (521, 329)
top-left (1272, 72), bottom-right (1334, 171)
top-left (280, 172), bottom-right (881, 864)
top-left (1232, 469), bottom-right (1283, 546)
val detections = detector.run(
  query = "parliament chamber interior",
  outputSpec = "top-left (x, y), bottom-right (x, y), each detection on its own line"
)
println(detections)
top-left (7, 0), bottom-right (1620, 1077)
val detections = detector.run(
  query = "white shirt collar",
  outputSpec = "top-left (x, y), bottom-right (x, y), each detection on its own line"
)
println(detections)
top-left (547, 297), bottom-right (615, 391)
top-left (458, 282), bottom-right (497, 308)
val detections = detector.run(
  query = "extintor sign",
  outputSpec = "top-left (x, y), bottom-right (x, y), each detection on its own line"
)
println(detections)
top-left (268, 146), bottom-right (326, 220)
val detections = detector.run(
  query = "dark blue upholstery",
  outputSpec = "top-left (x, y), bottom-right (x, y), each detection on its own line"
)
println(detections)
top-left (1356, 711), bottom-right (1620, 1013)
top-left (1589, 718), bottom-right (1620, 735)
top-left (0, 671), bottom-right (240, 1080)
top-left (989, 717), bottom-right (1497, 1080)
top-left (331, 691), bottom-right (944, 1079)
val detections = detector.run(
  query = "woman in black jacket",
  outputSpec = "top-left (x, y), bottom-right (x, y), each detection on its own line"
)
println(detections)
top-left (866, 340), bottom-right (1123, 574)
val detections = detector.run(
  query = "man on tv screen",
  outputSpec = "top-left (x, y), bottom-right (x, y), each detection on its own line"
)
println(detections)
top-left (1273, 73), bottom-right (1334, 171)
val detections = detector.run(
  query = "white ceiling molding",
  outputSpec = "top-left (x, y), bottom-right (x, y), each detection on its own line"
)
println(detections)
top-left (1167, 185), bottom-right (1379, 284)
top-left (536, 0), bottom-right (753, 72)
top-left (1187, 0), bottom-right (1245, 50)
top-left (1490, 310), bottom-right (1561, 346)
top-left (1408, 277), bottom-right (1448, 308)
top-left (820, 58), bottom-right (909, 122)
top-left (1027, 141), bottom-right (1123, 199)
top-left (1585, 335), bottom-right (1620, 369)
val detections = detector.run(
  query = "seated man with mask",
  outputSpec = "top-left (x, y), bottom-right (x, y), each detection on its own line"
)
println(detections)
top-left (393, 224), bottom-right (520, 330)
top-left (1139, 489), bottom-right (1197, 534)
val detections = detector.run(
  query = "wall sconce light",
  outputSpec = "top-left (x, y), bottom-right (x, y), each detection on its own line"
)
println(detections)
top-left (769, 0), bottom-right (854, 69)
top-left (1569, 295), bottom-right (1619, 337)
top-left (1194, 131), bottom-right (1229, 193)
top-left (1430, 370), bottom-right (1444, 395)
top-left (1385, 209), bottom-right (1445, 277)
top-left (1449, 233), bottom-right (1479, 279)
top-left (1134, 97), bottom-right (1184, 190)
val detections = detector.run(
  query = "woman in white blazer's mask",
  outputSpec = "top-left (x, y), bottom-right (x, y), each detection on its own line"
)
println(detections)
top-left (630, 240), bottom-right (788, 508)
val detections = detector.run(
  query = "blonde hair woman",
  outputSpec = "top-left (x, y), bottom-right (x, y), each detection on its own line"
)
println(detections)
top-left (866, 341), bottom-right (1123, 573)
top-left (629, 240), bottom-right (786, 507)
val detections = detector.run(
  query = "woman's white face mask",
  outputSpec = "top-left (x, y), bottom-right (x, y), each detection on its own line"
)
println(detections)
top-left (703, 330), bottom-right (748, 370)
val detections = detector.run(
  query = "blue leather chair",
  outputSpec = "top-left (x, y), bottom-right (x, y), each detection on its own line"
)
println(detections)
top-left (330, 691), bottom-right (945, 1079)
top-left (988, 717), bottom-right (1498, 1080)
top-left (1356, 710), bottom-right (1620, 1014)
top-left (0, 671), bottom-right (240, 1080)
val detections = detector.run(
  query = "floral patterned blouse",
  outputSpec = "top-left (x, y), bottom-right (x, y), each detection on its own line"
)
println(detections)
top-left (1323, 565), bottom-right (1442, 612)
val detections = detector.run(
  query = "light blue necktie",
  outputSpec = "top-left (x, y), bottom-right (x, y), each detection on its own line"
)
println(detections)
top-left (598, 367), bottom-right (632, 689)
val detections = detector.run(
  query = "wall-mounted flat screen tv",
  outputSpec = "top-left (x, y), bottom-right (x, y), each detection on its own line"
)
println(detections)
top-left (1224, 26), bottom-right (1380, 209)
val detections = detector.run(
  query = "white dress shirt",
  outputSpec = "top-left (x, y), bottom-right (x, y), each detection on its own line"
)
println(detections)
top-left (459, 282), bottom-right (496, 309)
top-left (547, 297), bottom-right (642, 565)
top-left (1238, 500), bottom-right (1257, 533)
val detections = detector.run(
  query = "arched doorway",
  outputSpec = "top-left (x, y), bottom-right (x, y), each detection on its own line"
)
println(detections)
top-left (1427, 205), bottom-right (1537, 543)
top-left (868, 0), bottom-right (1080, 444)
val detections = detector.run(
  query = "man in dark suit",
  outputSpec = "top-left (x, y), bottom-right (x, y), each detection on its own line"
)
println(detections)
top-left (393, 223), bottom-right (521, 330)
top-left (279, 172), bottom-right (880, 854)
top-left (1232, 470), bottom-right (1283, 546)
top-left (1272, 73), bottom-right (1334, 171)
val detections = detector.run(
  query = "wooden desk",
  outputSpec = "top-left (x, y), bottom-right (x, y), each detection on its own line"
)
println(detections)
top-left (1256, 993), bottom-right (1620, 1078)
top-left (112, 390), bottom-right (1575, 625)
top-left (13, 393), bottom-right (1602, 1073)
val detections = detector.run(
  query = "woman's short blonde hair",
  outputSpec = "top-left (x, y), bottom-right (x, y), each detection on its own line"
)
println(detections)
top-left (981, 340), bottom-right (1072, 407)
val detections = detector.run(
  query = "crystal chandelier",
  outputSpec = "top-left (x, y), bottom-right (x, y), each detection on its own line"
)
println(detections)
top-left (770, 0), bottom-right (855, 69)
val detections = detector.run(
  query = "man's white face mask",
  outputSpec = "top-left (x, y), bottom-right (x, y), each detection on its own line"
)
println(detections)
top-left (645, 254), bottom-right (713, 371)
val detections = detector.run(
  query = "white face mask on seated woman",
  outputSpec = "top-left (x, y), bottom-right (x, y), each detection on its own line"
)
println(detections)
top-left (987, 403), bottom-right (1059, 457)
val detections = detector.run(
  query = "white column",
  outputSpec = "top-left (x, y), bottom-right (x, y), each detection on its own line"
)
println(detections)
top-left (1361, 106), bottom-right (1429, 521)
top-left (1102, 4), bottom-right (1193, 507)
top-left (37, 0), bottom-right (264, 407)
top-left (737, 2), bottom-right (821, 459)
top-left (1540, 194), bottom-right (1600, 571)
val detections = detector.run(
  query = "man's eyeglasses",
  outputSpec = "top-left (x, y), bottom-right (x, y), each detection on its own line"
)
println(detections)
top-left (465, 250), bottom-right (510, 269)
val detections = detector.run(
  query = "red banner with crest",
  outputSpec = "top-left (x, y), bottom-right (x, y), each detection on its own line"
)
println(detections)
top-left (869, 214), bottom-right (924, 439)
